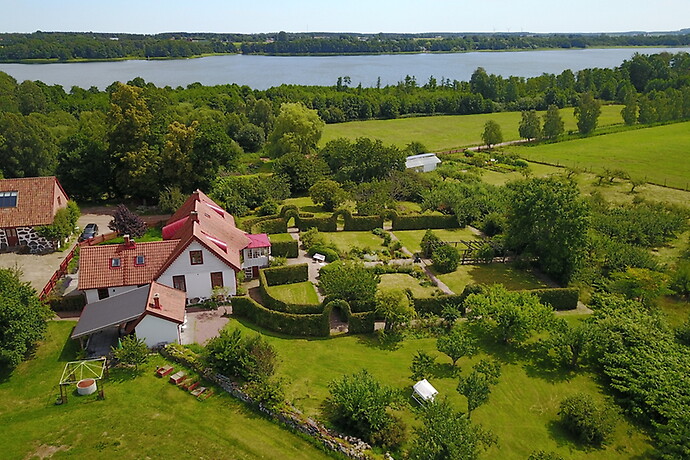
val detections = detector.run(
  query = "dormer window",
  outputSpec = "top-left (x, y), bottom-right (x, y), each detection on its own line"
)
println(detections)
top-left (0, 191), bottom-right (18, 208)
top-left (111, 257), bottom-right (121, 268)
top-left (190, 250), bottom-right (203, 265)
top-left (135, 255), bottom-right (145, 266)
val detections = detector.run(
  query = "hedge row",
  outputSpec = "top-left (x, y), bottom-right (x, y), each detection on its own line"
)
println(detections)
top-left (323, 299), bottom-right (375, 334)
top-left (344, 215), bottom-right (384, 231)
top-left (258, 268), bottom-right (322, 314)
top-left (391, 215), bottom-right (460, 230)
top-left (298, 217), bottom-right (337, 232)
top-left (48, 293), bottom-right (86, 312)
top-left (241, 214), bottom-right (278, 232)
top-left (413, 294), bottom-right (466, 316)
top-left (524, 288), bottom-right (579, 311)
top-left (261, 264), bottom-right (309, 286)
top-left (269, 239), bottom-right (298, 258)
top-left (253, 218), bottom-right (288, 234)
top-left (232, 296), bottom-right (329, 337)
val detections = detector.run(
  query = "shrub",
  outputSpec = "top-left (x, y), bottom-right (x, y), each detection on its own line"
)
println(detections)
top-left (112, 335), bottom-right (149, 371)
top-left (421, 229), bottom-right (441, 258)
top-left (307, 245), bottom-right (339, 262)
top-left (525, 288), bottom-right (579, 311)
top-left (108, 204), bottom-right (147, 237)
top-left (476, 243), bottom-right (495, 263)
top-left (559, 393), bottom-right (615, 446)
top-left (261, 264), bottom-right (308, 286)
top-left (432, 244), bottom-right (460, 273)
top-left (481, 211), bottom-right (505, 237)
top-left (319, 261), bottom-right (379, 312)
top-left (47, 293), bottom-right (86, 312)
top-left (257, 200), bottom-right (279, 216)
top-left (158, 186), bottom-right (186, 213)
top-left (410, 350), bottom-right (436, 381)
top-left (269, 239), bottom-right (298, 258)
top-left (205, 327), bottom-right (278, 382)
top-left (300, 227), bottom-right (325, 250)
top-left (243, 378), bottom-right (286, 410)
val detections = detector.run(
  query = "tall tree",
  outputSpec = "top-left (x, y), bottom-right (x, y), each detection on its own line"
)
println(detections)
top-left (160, 120), bottom-right (198, 192)
top-left (481, 120), bottom-right (503, 149)
top-left (621, 93), bottom-right (639, 126)
top-left (518, 110), bottom-right (541, 140)
top-left (266, 102), bottom-right (324, 157)
top-left (375, 289), bottom-right (415, 332)
top-left (542, 105), bottom-right (565, 139)
top-left (273, 151), bottom-right (329, 194)
top-left (506, 177), bottom-right (589, 282)
top-left (574, 92), bottom-right (602, 135)
top-left (0, 112), bottom-right (57, 177)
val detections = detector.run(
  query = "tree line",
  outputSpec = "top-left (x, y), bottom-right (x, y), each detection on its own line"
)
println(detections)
top-left (2, 31), bottom-right (690, 61)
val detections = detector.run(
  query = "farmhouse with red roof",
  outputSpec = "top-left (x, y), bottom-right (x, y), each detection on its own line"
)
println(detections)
top-left (0, 176), bottom-right (70, 252)
top-left (78, 190), bottom-right (271, 305)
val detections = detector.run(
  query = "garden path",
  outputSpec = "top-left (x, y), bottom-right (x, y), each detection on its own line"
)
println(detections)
top-left (287, 228), bottom-right (325, 302)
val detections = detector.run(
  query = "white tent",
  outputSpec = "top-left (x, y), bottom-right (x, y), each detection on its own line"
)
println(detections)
top-left (412, 379), bottom-right (438, 404)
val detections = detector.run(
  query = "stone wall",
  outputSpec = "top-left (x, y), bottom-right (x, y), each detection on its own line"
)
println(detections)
top-left (0, 229), bottom-right (7, 250)
top-left (160, 346), bottom-right (373, 459)
top-left (17, 226), bottom-right (54, 253)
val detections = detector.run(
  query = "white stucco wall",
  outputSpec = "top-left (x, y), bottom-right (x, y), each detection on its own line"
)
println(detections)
top-left (84, 285), bottom-right (139, 304)
top-left (135, 314), bottom-right (180, 347)
top-left (157, 240), bottom-right (237, 301)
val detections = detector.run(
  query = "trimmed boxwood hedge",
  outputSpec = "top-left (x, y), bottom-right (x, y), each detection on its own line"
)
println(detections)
top-left (323, 299), bottom-right (375, 334)
top-left (413, 294), bottom-right (466, 316)
top-left (231, 296), bottom-right (329, 336)
top-left (392, 214), bottom-right (460, 230)
top-left (524, 288), bottom-right (579, 311)
top-left (345, 215), bottom-right (384, 231)
top-left (258, 268), bottom-right (322, 314)
top-left (261, 264), bottom-right (309, 286)
top-left (253, 218), bottom-right (288, 234)
top-left (270, 239), bottom-right (299, 258)
top-left (48, 293), bottom-right (86, 312)
top-left (240, 214), bottom-right (278, 232)
top-left (298, 217), bottom-right (337, 232)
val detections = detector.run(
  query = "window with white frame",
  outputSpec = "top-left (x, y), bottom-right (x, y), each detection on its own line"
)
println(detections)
top-left (246, 247), bottom-right (267, 259)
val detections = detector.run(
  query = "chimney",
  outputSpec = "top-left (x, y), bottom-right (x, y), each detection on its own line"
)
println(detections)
top-left (153, 293), bottom-right (160, 309)
top-left (123, 234), bottom-right (130, 245)
top-left (123, 234), bottom-right (135, 248)
top-left (190, 211), bottom-right (199, 223)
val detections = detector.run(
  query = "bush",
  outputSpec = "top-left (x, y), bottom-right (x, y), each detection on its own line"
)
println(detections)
top-left (525, 288), bottom-right (579, 311)
top-left (252, 217), bottom-right (287, 234)
top-left (481, 211), bottom-right (505, 237)
top-left (243, 378), bottom-right (286, 410)
top-left (47, 293), bottom-right (86, 312)
top-left (270, 239), bottom-right (298, 258)
top-left (421, 229), bottom-right (441, 258)
top-left (476, 243), bottom-right (495, 263)
top-left (112, 335), bottom-right (148, 370)
top-left (205, 327), bottom-right (278, 382)
top-left (319, 261), bottom-right (379, 312)
top-left (307, 245), bottom-right (339, 262)
top-left (257, 200), bottom-right (279, 216)
top-left (432, 244), bottom-right (460, 273)
top-left (261, 264), bottom-right (309, 286)
top-left (158, 186), bottom-right (186, 214)
top-left (108, 204), bottom-right (147, 237)
top-left (559, 393), bottom-right (615, 446)
top-left (392, 214), bottom-right (460, 230)
top-left (231, 296), bottom-right (329, 336)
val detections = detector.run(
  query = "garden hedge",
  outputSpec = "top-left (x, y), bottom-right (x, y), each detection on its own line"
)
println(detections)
top-left (412, 294), bottom-right (466, 316)
top-left (231, 296), bottom-right (329, 336)
top-left (524, 288), bottom-right (580, 311)
top-left (323, 299), bottom-right (375, 334)
top-left (269, 239), bottom-right (299, 258)
top-left (261, 264), bottom-right (309, 286)
top-left (48, 293), bottom-right (86, 312)
top-left (258, 269), bottom-right (322, 314)
top-left (345, 215), bottom-right (384, 231)
top-left (240, 214), bottom-right (278, 232)
top-left (252, 217), bottom-right (288, 234)
top-left (307, 245), bottom-right (339, 262)
top-left (298, 217), bottom-right (337, 232)
top-left (391, 214), bottom-right (461, 230)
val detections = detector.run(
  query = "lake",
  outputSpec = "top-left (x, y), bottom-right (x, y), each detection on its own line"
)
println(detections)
top-left (0, 47), bottom-right (687, 90)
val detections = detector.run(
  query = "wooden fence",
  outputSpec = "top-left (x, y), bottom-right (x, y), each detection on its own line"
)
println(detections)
top-left (39, 245), bottom-right (78, 301)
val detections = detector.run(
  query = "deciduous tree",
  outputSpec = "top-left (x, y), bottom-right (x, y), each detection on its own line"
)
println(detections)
top-left (481, 120), bottom-right (503, 149)
top-left (574, 92), bottom-right (601, 135)
top-left (542, 104), bottom-right (565, 139)
top-left (437, 325), bottom-right (477, 366)
top-left (108, 204), bottom-right (147, 237)
top-left (518, 110), bottom-right (541, 140)
top-left (267, 102), bottom-right (324, 157)
top-left (309, 179), bottom-right (348, 211)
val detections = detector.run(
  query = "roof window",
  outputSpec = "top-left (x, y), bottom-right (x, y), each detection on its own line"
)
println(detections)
top-left (111, 257), bottom-right (121, 268)
top-left (135, 255), bottom-right (145, 266)
top-left (0, 191), bottom-right (18, 208)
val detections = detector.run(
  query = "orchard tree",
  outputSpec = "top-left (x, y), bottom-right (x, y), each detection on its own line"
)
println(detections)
top-left (309, 179), bottom-right (348, 211)
top-left (108, 204), bottom-right (147, 237)
top-left (481, 120), bottom-right (503, 149)
top-left (410, 350), bottom-right (436, 381)
top-left (267, 102), bottom-right (324, 157)
top-left (518, 110), bottom-right (541, 140)
top-left (558, 393), bottom-right (616, 446)
top-left (542, 105), bottom-right (564, 139)
top-left (319, 261), bottom-right (379, 311)
top-left (375, 289), bottom-right (415, 331)
top-left (574, 92), bottom-right (602, 135)
top-left (505, 177), bottom-right (589, 283)
top-left (549, 319), bottom-right (594, 368)
top-left (432, 244), bottom-right (460, 273)
top-left (457, 370), bottom-right (491, 417)
top-left (437, 325), bottom-right (477, 366)
top-left (0, 268), bottom-right (52, 370)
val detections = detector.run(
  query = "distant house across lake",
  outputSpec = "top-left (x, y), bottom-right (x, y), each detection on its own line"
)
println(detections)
top-left (405, 153), bottom-right (441, 173)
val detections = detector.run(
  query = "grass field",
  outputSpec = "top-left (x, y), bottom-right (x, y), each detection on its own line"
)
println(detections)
top-left (437, 264), bottom-right (551, 294)
top-left (510, 121), bottom-right (690, 190)
top-left (227, 318), bottom-right (652, 459)
top-left (0, 322), bottom-right (332, 460)
top-left (658, 296), bottom-right (690, 328)
top-left (266, 281), bottom-right (320, 305)
top-left (268, 233), bottom-right (296, 243)
top-left (322, 231), bottom-right (386, 252)
top-left (378, 273), bottom-right (440, 298)
top-left (393, 228), bottom-right (480, 254)
top-left (321, 105), bottom-right (623, 151)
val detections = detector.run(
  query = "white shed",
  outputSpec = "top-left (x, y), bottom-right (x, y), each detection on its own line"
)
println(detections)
top-left (412, 379), bottom-right (439, 404)
top-left (405, 153), bottom-right (441, 172)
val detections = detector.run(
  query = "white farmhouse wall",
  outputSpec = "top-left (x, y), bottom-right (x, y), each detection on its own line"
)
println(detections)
top-left (157, 240), bottom-right (237, 300)
top-left (135, 314), bottom-right (180, 347)
top-left (84, 285), bottom-right (139, 304)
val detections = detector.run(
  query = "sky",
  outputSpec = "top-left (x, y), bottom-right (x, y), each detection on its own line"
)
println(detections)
top-left (1, 0), bottom-right (688, 35)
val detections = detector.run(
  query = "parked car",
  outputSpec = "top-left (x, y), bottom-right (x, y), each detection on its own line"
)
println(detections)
top-left (79, 223), bottom-right (99, 242)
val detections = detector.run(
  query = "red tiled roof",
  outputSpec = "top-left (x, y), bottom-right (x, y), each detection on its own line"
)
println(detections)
top-left (0, 176), bottom-right (69, 228)
top-left (144, 281), bottom-right (186, 324)
top-left (78, 240), bottom-right (179, 291)
top-left (246, 233), bottom-right (270, 248)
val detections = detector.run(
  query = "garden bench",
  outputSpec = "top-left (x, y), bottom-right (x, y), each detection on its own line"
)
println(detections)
top-left (313, 253), bottom-right (326, 263)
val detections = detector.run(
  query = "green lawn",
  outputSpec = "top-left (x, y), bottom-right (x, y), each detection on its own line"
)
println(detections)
top-left (269, 233), bottom-right (296, 243)
top-left (321, 105), bottom-right (623, 151)
top-left (101, 227), bottom-right (163, 244)
top-left (322, 231), bottom-right (386, 252)
top-left (0, 322), bottom-right (332, 460)
top-left (437, 264), bottom-right (550, 294)
top-left (266, 281), bottom-right (320, 305)
top-left (226, 318), bottom-right (652, 459)
top-left (282, 197), bottom-right (333, 217)
top-left (393, 228), bottom-right (480, 254)
top-left (378, 274), bottom-right (439, 298)
top-left (658, 296), bottom-right (690, 328)
top-left (510, 121), bottom-right (690, 190)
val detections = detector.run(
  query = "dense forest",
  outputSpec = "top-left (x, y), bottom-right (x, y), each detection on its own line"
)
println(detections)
top-left (1, 30), bottom-right (690, 61)
top-left (0, 51), bottom-right (690, 204)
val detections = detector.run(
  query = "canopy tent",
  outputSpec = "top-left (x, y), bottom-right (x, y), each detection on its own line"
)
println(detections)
top-left (412, 379), bottom-right (438, 405)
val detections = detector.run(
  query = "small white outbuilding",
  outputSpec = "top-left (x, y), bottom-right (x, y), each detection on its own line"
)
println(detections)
top-left (412, 379), bottom-right (439, 405)
top-left (405, 153), bottom-right (441, 172)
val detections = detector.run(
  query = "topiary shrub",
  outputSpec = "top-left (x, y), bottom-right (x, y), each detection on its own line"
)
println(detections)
top-left (261, 264), bottom-right (309, 286)
top-left (432, 244), bottom-right (460, 273)
top-left (307, 245), bottom-right (339, 262)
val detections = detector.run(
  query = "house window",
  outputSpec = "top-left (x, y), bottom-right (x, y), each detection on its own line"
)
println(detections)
top-left (135, 255), bottom-right (145, 266)
top-left (97, 288), bottom-right (109, 300)
top-left (0, 191), bottom-right (18, 208)
top-left (173, 275), bottom-right (187, 292)
top-left (247, 248), bottom-right (267, 259)
top-left (189, 250), bottom-right (203, 265)
top-left (110, 257), bottom-right (121, 268)
top-left (210, 272), bottom-right (224, 289)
